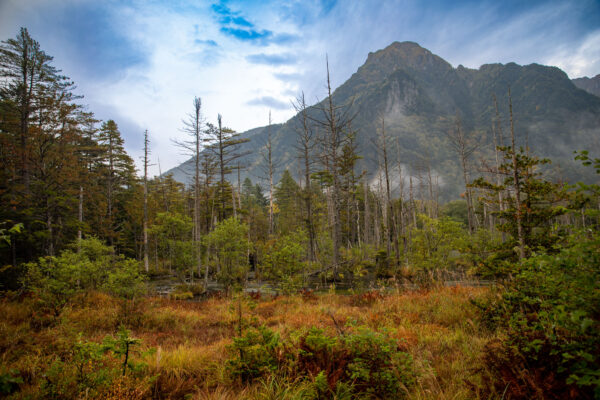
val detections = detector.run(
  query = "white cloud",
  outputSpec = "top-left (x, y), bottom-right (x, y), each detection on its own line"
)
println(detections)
top-left (545, 31), bottom-right (600, 78)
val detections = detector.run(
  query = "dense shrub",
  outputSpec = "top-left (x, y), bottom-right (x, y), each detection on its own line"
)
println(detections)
top-left (262, 230), bottom-right (307, 294)
top-left (22, 238), bottom-right (146, 313)
top-left (478, 231), bottom-right (600, 399)
top-left (227, 326), bottom-right (283, 382)
top-left (226, 325), bottom-right (416, 398)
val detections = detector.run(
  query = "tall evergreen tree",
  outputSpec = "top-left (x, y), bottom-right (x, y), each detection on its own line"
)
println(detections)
top-left (97, 120), bottom-right (136, 248)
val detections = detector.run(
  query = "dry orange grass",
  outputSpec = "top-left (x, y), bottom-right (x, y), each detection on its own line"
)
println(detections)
top-left (0, 286), bottom-right (493, 399)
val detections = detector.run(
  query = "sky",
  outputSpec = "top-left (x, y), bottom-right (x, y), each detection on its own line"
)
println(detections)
top-left (1, 0), bottom-right (599, 176)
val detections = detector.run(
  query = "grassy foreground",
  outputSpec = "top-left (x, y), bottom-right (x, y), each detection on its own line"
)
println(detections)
top-left (0, 287), bottom-right (501, 399)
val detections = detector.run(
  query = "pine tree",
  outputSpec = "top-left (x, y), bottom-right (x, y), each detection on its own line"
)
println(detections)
top-left (274, 170), bottom-right (301, 234)
top-left (97, 120), bottom-right (137, 249)
top-left (0, 27), bottom-right (65, 192)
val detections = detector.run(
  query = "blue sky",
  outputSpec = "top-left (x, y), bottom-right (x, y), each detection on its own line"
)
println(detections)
top-left (1, 0), bottom-right (599, 175)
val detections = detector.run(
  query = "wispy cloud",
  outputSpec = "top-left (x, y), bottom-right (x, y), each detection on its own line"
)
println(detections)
top-left (194, 39), bottom-right (218, 47)
top-left (545, 30), bottom-right (600, 78)
top-left (246, 52), bottom-right (297, 65)
top-left (247, 96), bottom-right (292, 110)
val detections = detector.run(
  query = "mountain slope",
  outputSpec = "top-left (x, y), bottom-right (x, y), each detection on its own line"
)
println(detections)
top-left (167, 42), bottom-right (600, 200)
top-left (573, 74), bottom-right (600, 97)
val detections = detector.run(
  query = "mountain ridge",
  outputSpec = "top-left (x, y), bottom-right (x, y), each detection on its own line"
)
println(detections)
top-left (167, 42), bottom-right (600, 199)
top-left (573, 74), bottom-right (600, 97)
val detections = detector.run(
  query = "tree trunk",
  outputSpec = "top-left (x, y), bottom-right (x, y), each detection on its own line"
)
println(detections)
top-left (509, 88), bottom-right (526, 259)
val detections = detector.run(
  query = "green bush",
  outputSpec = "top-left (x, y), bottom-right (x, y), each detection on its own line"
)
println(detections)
top-left (169, 291), bottom-right (193, 300)
top-left (262, 230), bottom-right (307, 294)
top-left (226, 325), bottom-right (282, 382)
top-left (0, 369), bottom-right (23, 395)
top-left (22, 238), bottom-right (146, 313)
top-left (206, 217), bottom-right (250, 293)
top-left (226, 325), bottom-right (416, 398)
top-left (479, 231), bottom-right (600, 399)
top-left (345, 328), bottom-right (415, 397)
top-left (409, 214), bottom-right (467, 285)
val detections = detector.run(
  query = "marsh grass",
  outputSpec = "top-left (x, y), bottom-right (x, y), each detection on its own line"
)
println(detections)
top-left (0, 286), bottom-right (496, 399)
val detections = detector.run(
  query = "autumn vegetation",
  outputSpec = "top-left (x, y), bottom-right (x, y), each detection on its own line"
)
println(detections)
top-left (1, 28), bottom-right (599, 399)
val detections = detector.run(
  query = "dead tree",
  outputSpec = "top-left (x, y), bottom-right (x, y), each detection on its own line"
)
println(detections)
top-left (376, 116), bottom-right (401, 268)
top-left (508, 88), bottom-right (525, 259)
top-left (292, 92), bottom-right (318, 261)
top-left (143, 129), bottom-right (150, 272)
top-left (261, 111), bottom-right (277, 235)
top-left (173, 97), bottom-right (204, 278)
top-left (444, 115), bottom-right (479, 233)
top-left (205, 115), bottom-right (250, 222)
top-left (309, 56), bottom-right (356, 278)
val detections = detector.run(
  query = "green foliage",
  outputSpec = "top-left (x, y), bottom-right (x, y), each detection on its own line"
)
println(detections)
top-left (0, 369), bottom-right (23, 395)
top-left (571, 150), bottom-right (600, 225)
top-left (409, 214), bottom-right (467, 277)
top-left (479, 231), bottom-right (600, 398)
top-left (206, 217), bottom-right (250, 292)
top-left (41, 337), bottom-right (113, 398)
top-left (472, 145), bottom-right (568, 261)
top-left (149, 211), bottom-right (196, 279)
top-left (71, 334), bottom-right (113, 391)
top-left (226, 325), bottom-right (416, 398)
top-left (38, 327), bottom-right (147, 398)
top-left (274, 170), bottom-right (302, 234)
top-left (297, 327), bottom-right (415, 399)
top-left (227, 325), bottom-right (282, 383)
top-left (345, 328), bottom-right (416, 397)
top-left (575, 150), bottom-right (600, 174)
top-left (263, 230), bottom-right (307, 294)
top-left (105, 259), bottom-right (147, 300)
top-left (22, 237), bottom-right (146, 312)
top-left (103, 325), bottom-right (143, 376)
top-left (441, 200), bottom-right (469, 226)
top-left (0, 222), bottom-right (22, 247)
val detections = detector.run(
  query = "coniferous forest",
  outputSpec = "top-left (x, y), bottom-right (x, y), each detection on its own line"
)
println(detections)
top-left (0, 26), bottom-right (599, 400)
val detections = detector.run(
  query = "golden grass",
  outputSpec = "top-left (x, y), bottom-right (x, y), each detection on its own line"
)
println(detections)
top-left (0, 286), bottom-right (495, 399)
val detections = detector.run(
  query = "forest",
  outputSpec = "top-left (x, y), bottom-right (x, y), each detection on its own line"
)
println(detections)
top-left (0, 28), bottom-right (599, 400)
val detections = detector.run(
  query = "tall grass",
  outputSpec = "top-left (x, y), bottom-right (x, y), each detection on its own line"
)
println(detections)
top-left (0, 286), bottom-right (495, 399)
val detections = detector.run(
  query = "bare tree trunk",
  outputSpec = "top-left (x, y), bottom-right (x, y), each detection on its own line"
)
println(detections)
top-left (379, 117), bottom-right (400, 268)
top-left (395, 141), bottom-right (406, 266)
top-left (446, 117), bottom-right (478, 234)
top-left (78, 185), bottom-right (83, 252)
top-left (237, 162), bottom-right (242, 210)
top-left (143, 130), bottom-right (149, 272)
top-left (46, 204), bottom-right (54, 256)
top-left (325, 59), bottom-right (341, 277)
top-left (267, 112), bottom-right (274, 235)
top-left (409, 174), bottom-right (417, 226)
top-left (107, 130), bottom-right (114, 247)
top-left (293, 93), bottom-right (317, 261)
top-left (492, 95), bottom-right (507, 241)
top-left (191, 99), bottom-right (203, 278)
top-left (363, 178), bottom-right (371, 245)
top-left (217, 114), bottom-right (226, 221)
top-left (509, 89), bottom-right (526, 259)
top-left (231, 188), bottom-right (237, 218)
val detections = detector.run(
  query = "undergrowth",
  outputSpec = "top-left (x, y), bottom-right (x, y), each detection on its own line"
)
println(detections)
top-left (0, 287), bottom-right (495, 399)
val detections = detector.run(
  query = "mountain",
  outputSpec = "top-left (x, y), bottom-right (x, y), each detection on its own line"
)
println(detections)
top-left (572, 74), bottom-right (600, 97)
top-left (166, 42), bottom-right (600, 200)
